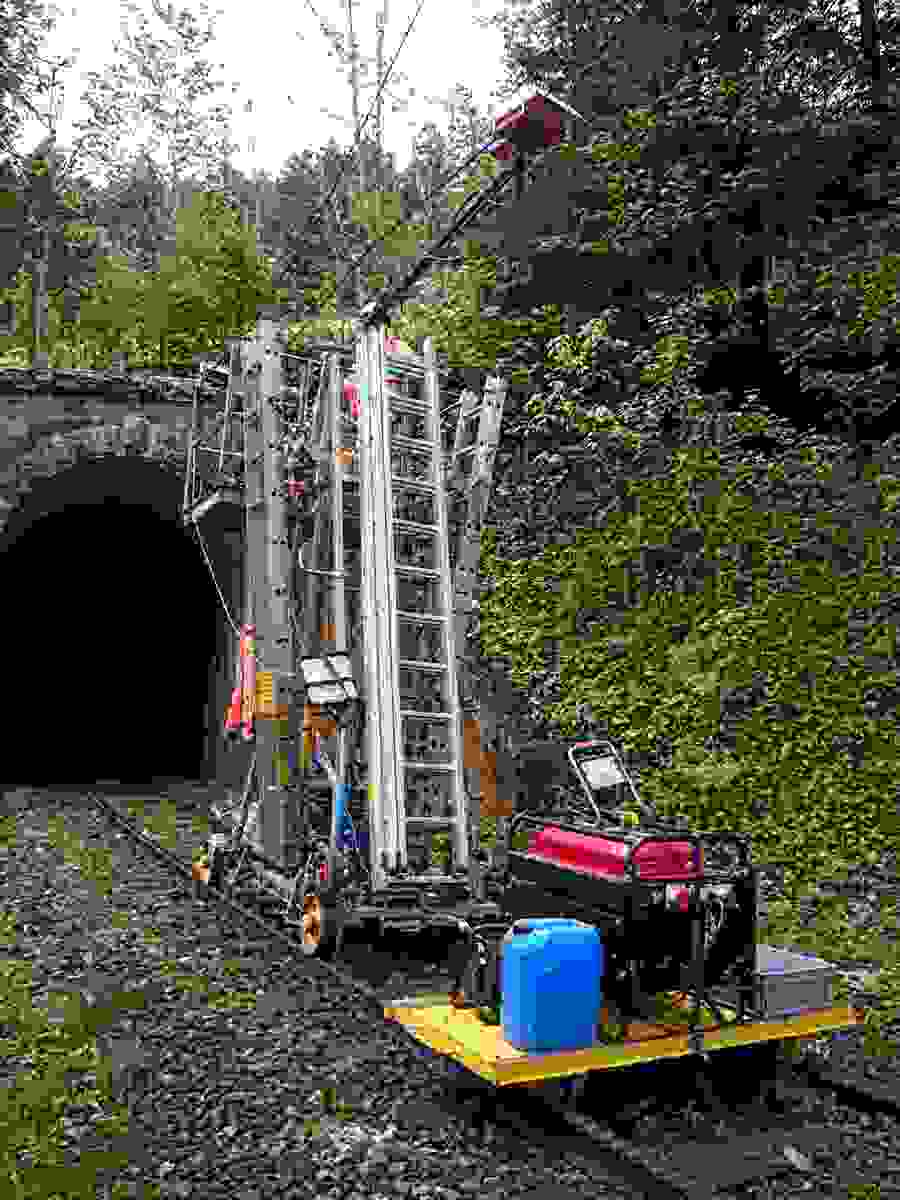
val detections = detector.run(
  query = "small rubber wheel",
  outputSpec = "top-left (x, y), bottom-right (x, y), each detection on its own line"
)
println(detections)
top-left (446, 934), bottom-right (478, 1008)
top-left (300, 892), bottom-right (340, 960)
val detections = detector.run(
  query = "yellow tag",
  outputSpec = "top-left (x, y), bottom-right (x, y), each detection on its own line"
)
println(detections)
top-left (256, 671), bottom-right (274, 713)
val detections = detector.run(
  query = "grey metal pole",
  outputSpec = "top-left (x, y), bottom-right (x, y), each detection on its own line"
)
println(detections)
top-left (328, 350), bottom-right (349, 882)
top-left (244, 319), bottom-right (294, 867)
top-left (329, 352), bottom-right (348, 655)
top-left (257, 316), bottom-right (297, 868)
top-left (243, 327), bottom-right (267, 861)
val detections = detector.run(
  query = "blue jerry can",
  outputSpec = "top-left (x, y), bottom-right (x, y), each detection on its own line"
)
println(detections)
top-left (501, 918), bottom-right (603, 1053)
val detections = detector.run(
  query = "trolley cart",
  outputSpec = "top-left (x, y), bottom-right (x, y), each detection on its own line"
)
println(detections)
top-left (385, 975), bottom-right (866, 1090)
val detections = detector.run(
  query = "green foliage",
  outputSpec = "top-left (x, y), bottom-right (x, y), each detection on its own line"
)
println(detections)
top-left (137, 190), bottom-right (284, 365)
top-left (477, 1004), bottom-right (500, 1025)
top-left (45, 815), bottom-right (113, 899)
top-left (639, 333), bottom-right (691, 387)
top-left (0, 911), bottom-right (132, 1199)
top-left (351, 190), bottom-right (429, 261)
top-left (431, 813), bottom-right (503, 867)
top-left (652, 993), bottom-right (716, 1026)
top-left (0, 187), bottom-right (284, 368)
top-left (605, 174), bottom-right (627, 227)
top-left (0, 815), bottom-right (18, 851)
top-left (596, 1020), bottom-right (626, 1043)
top-left (140, 799), bottom-right (178, 851)
top-left (191, 812), bottom-right (210, 837)
top-left (0, 809), bottom-right (272, 1197)
top-left (431, 831), bottom-right (450, 867)
top-left (391, 248), bottom-right (566, 375)
top-left (622, 110), bottom-right (657, 133)
top-left (545, 317), bottom-right (611, 372)
top-left (284, 287), bottom-right (355, 351)
top-left (317, 1085), bottom-right (354, 1120)
top-left (155, 955), bottom-right (257, 1011)
top-left (846, 255), bottom-right (900, 339)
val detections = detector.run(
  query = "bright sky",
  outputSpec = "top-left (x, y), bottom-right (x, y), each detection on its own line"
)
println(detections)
top-left (13, 0), bottom-right (511, 185)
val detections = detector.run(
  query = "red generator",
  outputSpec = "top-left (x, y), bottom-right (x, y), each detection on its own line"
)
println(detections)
top-left (498, 740), bottom-right (758, 1024)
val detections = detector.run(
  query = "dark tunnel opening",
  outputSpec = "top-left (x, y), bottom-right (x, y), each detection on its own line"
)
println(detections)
top-left (1, 460), bottom-right (226, 790)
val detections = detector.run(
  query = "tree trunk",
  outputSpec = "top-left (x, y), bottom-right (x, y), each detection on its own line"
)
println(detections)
top-left (30, 231), bottom-right (50, 370)
top-left (347, 0), bottom-right (366, 312)
top-left (860, 0), bottom-right (887, 109)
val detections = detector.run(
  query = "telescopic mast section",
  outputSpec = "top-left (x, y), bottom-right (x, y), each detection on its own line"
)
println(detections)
top-left (193, 324), bottom-right (510, 930)
top-left (358, 328), bottom-right (470, 888)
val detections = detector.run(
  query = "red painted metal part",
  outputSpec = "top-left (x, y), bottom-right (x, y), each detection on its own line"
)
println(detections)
top-left (490, 93), bottom-right (566, 160)
top-left (527, 825), bottom-right (704, 882)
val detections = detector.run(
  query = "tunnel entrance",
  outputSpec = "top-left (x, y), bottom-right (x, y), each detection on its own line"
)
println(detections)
top-left (0, 457), bottom-right (231, 790)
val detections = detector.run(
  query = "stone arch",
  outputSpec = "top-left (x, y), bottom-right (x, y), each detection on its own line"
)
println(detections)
top-left (0, 393), bottom-right (245, 792)
top-left (0, 396), bottom-right (235, 538)
top-left (0, 425), bottom-right (187, 547)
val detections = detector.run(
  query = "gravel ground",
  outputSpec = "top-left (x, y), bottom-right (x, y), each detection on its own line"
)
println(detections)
top-left (2, 787), bottom-right (897, 1200)
top-left (0, 791), bottom-right (638, 1200)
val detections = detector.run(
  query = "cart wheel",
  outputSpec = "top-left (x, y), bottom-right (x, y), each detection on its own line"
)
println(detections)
top-left (445, 932), bottom-right (477, 1008)
top-left (448, 935), bottom-right (496, 1010)
top-left (300, 892), bottom-right (340, 960)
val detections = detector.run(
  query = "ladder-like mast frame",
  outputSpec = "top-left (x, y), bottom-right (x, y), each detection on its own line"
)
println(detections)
top-left (424, 337), bottom-right (469, 875)
top-left (194, 316), bottom-right (509, 935)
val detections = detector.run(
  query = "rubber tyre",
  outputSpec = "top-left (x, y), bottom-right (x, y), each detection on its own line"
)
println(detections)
top-left (448, 932), bottom-right (502, 1010)
top-left (299, 891), bottom-right (341, 960)
top-left (444, 932), bottom-right (478, 1008)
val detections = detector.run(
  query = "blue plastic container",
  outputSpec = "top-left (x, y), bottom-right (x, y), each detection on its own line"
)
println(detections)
top-left (501, 918), bottom-right (603, 1053)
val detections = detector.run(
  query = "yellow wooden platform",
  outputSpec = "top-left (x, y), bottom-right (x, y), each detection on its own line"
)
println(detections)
top-left (383, 995), bottom-right (866, 1086)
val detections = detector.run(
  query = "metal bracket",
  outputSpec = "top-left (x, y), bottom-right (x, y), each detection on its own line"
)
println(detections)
top-left (688, 1026), bottom-right (706, 1056)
